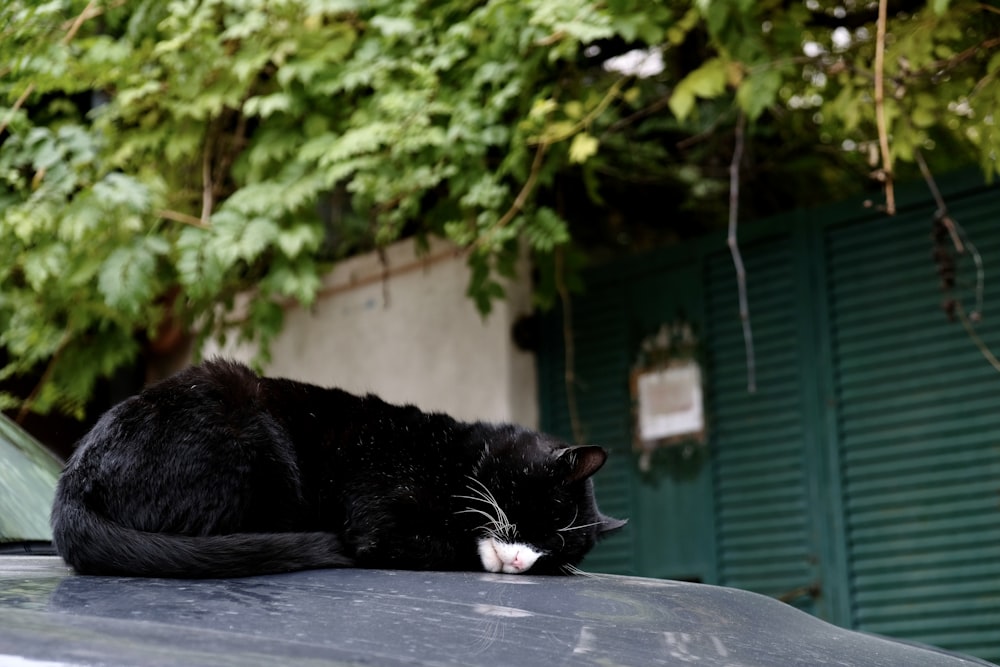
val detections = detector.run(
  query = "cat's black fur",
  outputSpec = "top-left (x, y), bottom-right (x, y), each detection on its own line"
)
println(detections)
top-left (51, 359), bottom-right (625, 578)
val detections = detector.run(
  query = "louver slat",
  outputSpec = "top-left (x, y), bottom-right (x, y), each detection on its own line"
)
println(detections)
top-left (539, 284), bottom-right (633, 574)
top-left (826, 188), bottom-right (1000, 663)
top-left (705, 237), bottom-right (814, 611)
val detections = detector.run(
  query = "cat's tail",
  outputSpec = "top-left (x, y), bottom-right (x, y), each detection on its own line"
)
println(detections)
top-left (51, 498), bottom-right (353, 578)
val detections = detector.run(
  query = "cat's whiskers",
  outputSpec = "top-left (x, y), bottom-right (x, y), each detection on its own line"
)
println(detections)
top-left (557, 508), bottom-right (579, 533)
top-left (454, 507), bottom-right (513, 541)
top-left (455, 506), bottom-right (504, 528)
top-left (453, 476), bottom-right (516, 541)
top-left (554, 515), bottom-right (603, 549)
top-left (556, 520), bottom-right (604, 533)
top-left (560, 563), bottom-right (597, 578)
top-left (464, 476), bottom-right (513, 529)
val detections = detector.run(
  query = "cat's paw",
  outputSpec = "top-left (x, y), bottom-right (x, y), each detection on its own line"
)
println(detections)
top-left (477, 537), bottom-right (542, 574)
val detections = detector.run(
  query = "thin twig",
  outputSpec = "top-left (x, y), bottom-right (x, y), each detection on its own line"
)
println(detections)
top-left (961, 225), bottom-right (985, 319)
top-left (497, 143), bottom-right (547, 229)
top-left (914, 148), bottom-right (962, 251)
top-left (913, 149), bottom-right (946, 213)
top-left (532, 78), bottom-right (628, 146)
top-left (0, 86), bottom-right (36, 137)
top-left (676, 109), bottom-right (733, 150)
top-left (957, 302), bottom-right (1000, 372)
top-left (603, 93), bottom-right (673, 136)
top-left (200, 136), bottom-right (214, 225)
top-left (916, 148), bottom-right (984, 317)
top-left (918, 36), bottom-right (1000, 77)
top-left (728, 111), bottom-right (755, 393)
top-left (157, 209), bottom-right (210, 228)
top-left (58, 0), bottom-right (130, 34)
top-left (476, 143), bottom-right (548, 251)
top-left (482, 78), bottom-right (623, 248)
top-left (555, 245), bottom-right (585, 444)
top-left (918, 150), bottom-right (991, 376)
top-left (61, 0), bottom-right (97, 43)
top-left (873, 0), bottom-right (895, 214)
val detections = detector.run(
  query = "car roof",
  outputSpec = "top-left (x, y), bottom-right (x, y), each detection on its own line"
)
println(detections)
top-left (0, 556), bottom-right (993, 667)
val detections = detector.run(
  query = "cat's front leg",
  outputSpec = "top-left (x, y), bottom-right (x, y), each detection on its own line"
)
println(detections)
top-left (344, 499), bottom-right (471, 571)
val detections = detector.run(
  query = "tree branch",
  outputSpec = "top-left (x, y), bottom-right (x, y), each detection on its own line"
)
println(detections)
top-left (917, 147), bottom-right (984, 319)
top-left (604, 93), bottom-right (673, 137)
top-left (532, 77), bottom-right (628, 145)
top-left (555, 245), bottom-right (586, 444)
top-left (873, 0), bottom-right (895, 214)
top-left (957, 302), bottom-right (999, 371)
top-left (201, 135), bottom-right (215, 225)
top-left (728, 111), bottom-right (755, 393)
top-left (917, 36), bottom-right (1000, 78)
top-left (61, 0), bottom-right (97, 43)
top-left (475, 142), bottom-right (549, 251)
top-left (480, 78), bottom-right (625, 249)
top-left (497, 142), bottom-right (547, 229)
top-left (157, 208), bottom-right (210, 229)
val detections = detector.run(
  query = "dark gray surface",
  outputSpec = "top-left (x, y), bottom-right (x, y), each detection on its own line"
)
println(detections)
top-left (0, 556), bottom-right (995, 667)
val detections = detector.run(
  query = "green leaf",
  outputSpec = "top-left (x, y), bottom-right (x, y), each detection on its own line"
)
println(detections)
top-left (97, 237), bottom-right (167, 317)
top-left (524, 207), bottom-right (569, 252)
top-left (276, 223), bottom-right (323, 258)
top-left (568, 132), bottom-right (599, 164)
top-left (736, 68), bottom-right (782, 121)
top-left (686, 59), bottom-right (728, 98)
top-left (92, 173), bottom-right (152, 214)
top-left (21, 244), bottom-right (67, 291)
top-left (668, 88), bottom-right (696, 121)
top-left (911, 93), bottom-right (938, 128)
top-left (931, 0), bottom-right (951, 14)
top-left (263, 257), bottom-right (322, 305)
top-left (669, 58), bottom-right (728, 120)
top-left (370, 15), bottom-right (416, 38)
top-left (177, 226), bottom-right (227, 298)
top-left (243, 93), bottom-right (294, 118)
top-left (466, 252), bottom-right (505, 316)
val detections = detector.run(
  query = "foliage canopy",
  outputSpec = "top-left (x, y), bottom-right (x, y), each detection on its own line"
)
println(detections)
top-left (2, 0), bottom-right (998, 418)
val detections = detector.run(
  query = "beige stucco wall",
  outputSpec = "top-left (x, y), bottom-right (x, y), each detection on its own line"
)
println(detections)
top-left (207, 237), bottom-right (538, 428)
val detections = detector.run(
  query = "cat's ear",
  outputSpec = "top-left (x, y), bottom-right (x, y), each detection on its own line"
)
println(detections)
top-left (599, 514), bottom-right (628, 535)
top-left (557, 445), bottom-right (608, 484)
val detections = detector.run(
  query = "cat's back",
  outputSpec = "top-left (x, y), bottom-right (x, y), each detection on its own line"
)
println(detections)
top-left (142, 358), bottom-right (262, 413)
top-left (64, 360), bottom-right (266, 468)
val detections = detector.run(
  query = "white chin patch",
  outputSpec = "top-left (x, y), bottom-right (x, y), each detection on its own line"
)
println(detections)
top-left (477, 537), bottom-right (543, 574)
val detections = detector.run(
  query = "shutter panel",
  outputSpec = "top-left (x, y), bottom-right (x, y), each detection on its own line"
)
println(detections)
top-left (704, 235), bottom-right (817, 613)
top-left (826, 188), bottom-right (1000, 662)
top-left (538, 282), bottom-right (634, 574)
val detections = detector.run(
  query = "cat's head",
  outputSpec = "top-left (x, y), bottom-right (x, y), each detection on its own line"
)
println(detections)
top-left (460, 427), bottom-right (626, 575)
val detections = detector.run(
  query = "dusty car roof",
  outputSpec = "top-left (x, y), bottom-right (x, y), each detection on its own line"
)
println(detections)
top-left (1, 556), bottom-right (994, 667)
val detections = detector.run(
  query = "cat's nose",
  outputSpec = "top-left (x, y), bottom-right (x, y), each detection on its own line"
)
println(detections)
top-left (501, 545), bottom-right (540, 573)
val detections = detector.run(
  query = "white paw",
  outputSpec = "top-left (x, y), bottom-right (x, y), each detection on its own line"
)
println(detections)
top-left (477, 537), bottom-right (542, 574)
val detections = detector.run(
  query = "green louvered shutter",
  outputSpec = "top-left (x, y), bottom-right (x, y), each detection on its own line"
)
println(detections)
top-left (825, 187), bottom-right (1000, 662)
top-left (704, 234), bottom-right (819, 614)
top-left (538, 279), bottom-right (634, 574)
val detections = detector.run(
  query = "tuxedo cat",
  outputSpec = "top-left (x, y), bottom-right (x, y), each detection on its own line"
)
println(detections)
top-left (51, 359), bottom-right (625, 578)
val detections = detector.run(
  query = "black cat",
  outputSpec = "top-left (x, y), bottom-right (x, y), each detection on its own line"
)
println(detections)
top-left (51, 359), bottom-right (625, 578)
